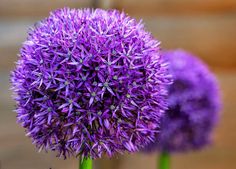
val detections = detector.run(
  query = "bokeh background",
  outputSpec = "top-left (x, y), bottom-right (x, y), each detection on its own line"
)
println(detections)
top-left (0, 0), bottom-right (236, 169)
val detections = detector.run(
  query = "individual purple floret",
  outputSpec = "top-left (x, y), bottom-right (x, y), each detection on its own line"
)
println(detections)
top-left (144, 49), bottom-right (221, 153)
top-left (11, 8), bottom-right (172, 159)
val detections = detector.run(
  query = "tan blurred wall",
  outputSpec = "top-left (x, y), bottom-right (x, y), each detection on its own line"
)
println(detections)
top-left (116, 0), bottom-right (236, 70)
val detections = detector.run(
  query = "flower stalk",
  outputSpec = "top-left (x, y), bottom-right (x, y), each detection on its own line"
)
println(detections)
top-left (159, 152), bottom-right (170, 169)
top-left (80, 157), bottom-right (92, 169)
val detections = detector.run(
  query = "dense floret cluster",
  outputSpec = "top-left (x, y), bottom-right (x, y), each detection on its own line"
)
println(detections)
top-left (11, 8), bottom-right (171, 158)
top-left (144, 49), bottom-right (221, 153)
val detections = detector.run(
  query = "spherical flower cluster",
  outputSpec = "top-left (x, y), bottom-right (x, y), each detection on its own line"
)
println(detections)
top-left (11, 8), bottom-right (172, 159)
top-left (144, 49), bottom-right (221, 153)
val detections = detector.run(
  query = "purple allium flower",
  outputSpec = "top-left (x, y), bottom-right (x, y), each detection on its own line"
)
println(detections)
top-left (144, 49), bottom-right (221, 153)
top-left (11, 8), bottom-right (171, 159)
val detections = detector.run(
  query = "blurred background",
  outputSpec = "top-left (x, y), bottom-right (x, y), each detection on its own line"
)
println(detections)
top-left (0, 0), bottom-right (236, 169)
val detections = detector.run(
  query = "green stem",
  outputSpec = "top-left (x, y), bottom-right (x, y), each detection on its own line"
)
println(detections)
top-left (159, 152), bottom-right (170, 169)
top-left (79, 157), bottom-right (92, 169)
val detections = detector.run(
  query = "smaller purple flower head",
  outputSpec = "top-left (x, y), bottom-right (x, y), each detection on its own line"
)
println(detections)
top-left (11, 8), bottom-right (172, 159)
top-left (144, 49), bottom-right (221, 153)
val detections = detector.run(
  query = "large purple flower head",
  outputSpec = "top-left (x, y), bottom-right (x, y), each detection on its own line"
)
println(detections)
top-left (144, 49), bottom-right (221, 153)
top-left (11, 8), bottom-right (171, 159)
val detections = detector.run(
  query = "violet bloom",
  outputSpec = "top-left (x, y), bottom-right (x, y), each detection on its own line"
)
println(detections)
top-left (144, 49), bottom-right (221, 153)
top-left (11, 8), bottom-right (171, 159)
